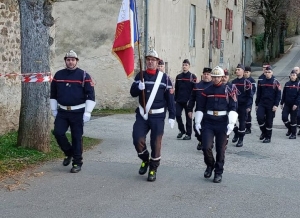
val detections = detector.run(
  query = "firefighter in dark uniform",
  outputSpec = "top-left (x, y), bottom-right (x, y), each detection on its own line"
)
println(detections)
top-left (50, 50), bottom-right (96, 173)
top-left (130, 49), bottom-right (175, 182)
top-left (231, 64), bottom-right (253, 147)
top-left (175, 59), bottom-right (197, 140)
top-left (255, 66), bottom-right (281, 143)
top-left (280, 70), bottom-right (300, 139)
top-left (195, 66), bottom-right (238, 183)
top-left (244, 66), bottom-right (256, 134)
top-left (187, 67), bottom-right (212, 150)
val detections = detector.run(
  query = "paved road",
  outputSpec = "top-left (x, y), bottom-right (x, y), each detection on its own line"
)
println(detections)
top-left (1, 37), bottom-right (300, 218)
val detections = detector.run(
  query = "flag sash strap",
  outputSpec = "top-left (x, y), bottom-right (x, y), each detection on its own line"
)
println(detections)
top-left (139, 71), bottom-right (164, 120)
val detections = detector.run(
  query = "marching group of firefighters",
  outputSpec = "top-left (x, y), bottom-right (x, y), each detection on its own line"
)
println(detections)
top-left (50, 49), bottom-right (300, 184)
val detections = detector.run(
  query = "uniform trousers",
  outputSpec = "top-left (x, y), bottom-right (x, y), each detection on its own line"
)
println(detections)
top-left (53, 110), bottom-right (84, 166)
top-left (201, 115), bottom-right (228, 175)
top-left (132, 113), bottom-right (164, 171)
top-left (233, 104), bottom-right (247, 138)
top-left (246, 108), bottom-right (252, 130)
top-left (256, 105), bottom-right (275, 139)
top-left (176, 102), bottom-right (192, 136)
top-left (282, 105), bottom-right (297, 135)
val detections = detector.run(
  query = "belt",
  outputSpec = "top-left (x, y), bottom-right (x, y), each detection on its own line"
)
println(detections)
top-left (148, 107), bottom-right (164, 114)
top-left (58, 103), bottom-right (85, 111)
top-left (207, 110), bottom-right (227, 116)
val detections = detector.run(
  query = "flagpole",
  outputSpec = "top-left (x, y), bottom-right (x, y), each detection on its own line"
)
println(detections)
top-left (134, 0), bottom-right (146, 114)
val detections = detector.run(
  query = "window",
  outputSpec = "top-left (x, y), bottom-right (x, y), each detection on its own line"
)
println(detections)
top-left (189, 4), bottom-right (196, 47)
top-left (202, 28), bottom-right (205, 48)
top-left (213, 17), bottom-right (222, 49)
top-left (225, 8), bottom-right (233, 30)
top-left (232, 31), bottom-right (234, 43)
top-left (234, 0), bottom-right (237, 5)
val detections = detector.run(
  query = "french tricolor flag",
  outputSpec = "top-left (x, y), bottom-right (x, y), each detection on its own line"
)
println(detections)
top-left (112, 0), bottom-right (139, 78)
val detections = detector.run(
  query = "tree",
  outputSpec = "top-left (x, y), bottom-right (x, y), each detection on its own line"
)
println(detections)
top-left (17, 0), bottom-right (55, 152)
top-left (246, 0), bottom-right (289, 61)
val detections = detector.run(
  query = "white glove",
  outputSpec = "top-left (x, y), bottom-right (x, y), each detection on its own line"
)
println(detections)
top-left (226, 124), bottom-right (234, 135)
top-left (195, 123), bottom-right (201, 134)
top-left (227, 111), bottom-right (238, 135)
top-left (52, 110), bottom-right (58, 117)
top-left (138, 81), bottom-right (145, 90)
top-left (50, 99), bottom-right (58, 117)
top-left (195, 111), bottom-right (203, 134)
top-left (168, 119), bottom-right (175, 129)
top-left (83, 112), bottom-right (91, 122)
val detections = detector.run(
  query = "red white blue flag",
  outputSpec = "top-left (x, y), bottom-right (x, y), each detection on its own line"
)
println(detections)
top-left (112, 0), bottom-right (138, 78)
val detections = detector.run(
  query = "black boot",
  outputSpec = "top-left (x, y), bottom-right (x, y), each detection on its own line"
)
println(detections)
top-left (63, 156), bottom-right (72, 166)
top-left (263, 138), bottom-right (271, 143)
top-left (147, 170), bottom-right (156, 182)
top-left (259, 133), bottom-right (265, 140)
top-left (213, 173), bottom-right (222, 183)
top-left (298, 130), bottom-right (300, 136)
top-left (177, 132), bottom-right (184, 139)
top-left (289, 134), bottom-right (296, 139)
top-left (232, 134), bottom-right (238, 143)
top-left (196, 141), bottom-right (202, 151)
top-left (236, 138), bottom-right (243, 147)
top-left (245, 128), bottom-right (251, 134)
top-left (204, 166), bottom-right (214, 178)
top-left (138, 161), bottom-right (149, 175)
top-left (286, 130), bottom-right (292, 136)
top-left (70, 165), bottom-right (81, 173)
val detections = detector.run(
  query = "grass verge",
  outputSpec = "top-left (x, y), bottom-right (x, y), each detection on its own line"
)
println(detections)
top-left (0, 131), bottom-right (101, 179)
top-left (92, 108), bottom-right (135, 116)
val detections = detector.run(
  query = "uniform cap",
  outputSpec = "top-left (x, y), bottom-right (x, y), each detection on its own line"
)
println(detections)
top-left (203, 67), bottom-right (212, 73)
top-left (290, 70), bottom-right (297, 75)
top-left (158, 59), bottom-right (164, 65)
top-left (64, 50), bottom-right (78, 60)
top-left (211, 66), bottom-right (225, 77)
top-left (236, 64), bottom-right (245, 70)
top-left (263, 63), bottom-right (270, 68)
top-left (145, 49), bottom-right (159, 60)
top-left (245, 66), bottom-right (251, 72)
top-left (266, 66), bottom-right (272, 71)
top-left (183, 59), bottom-right (190, 65)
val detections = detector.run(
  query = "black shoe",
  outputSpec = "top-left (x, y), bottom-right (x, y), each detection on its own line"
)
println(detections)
top-left (245, 128), bottom-right (251, 134)
top-left (177, 132), bottom-right (184, 139)
top-left (147, 170), bottom-right (156, 182)
top-left (263, 138), bottom-right (271, 143)
top-left (298, 130), bottom-right (300, 136)
top-left (204, 166), bottom-right (214, 178)
top-left (289, 134), bottom-right (296, 139)
top-left (236, 139), bottom-right (243, 147)
top-left (63, 156), bottom-right (72, 166)
top-left (182, 135), bottom-right (191, 140)
top-left (286, 130), bottom-right (292, 136)
top-left (213, 174), bottom-right (222, 183)
top-left (259, 133), bottom-right (265, 140)
top-left (196, 142), bottom-right (202, 151)
top-left (70, 165), bottom-right (81, 173)
top-left (138, 161), bottom-right (149, 175)
top-left (232, 135), bottom-right (238, 143)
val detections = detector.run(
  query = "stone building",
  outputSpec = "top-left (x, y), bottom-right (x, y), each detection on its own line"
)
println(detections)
top-left (0, 0), bottom-right (21, 135)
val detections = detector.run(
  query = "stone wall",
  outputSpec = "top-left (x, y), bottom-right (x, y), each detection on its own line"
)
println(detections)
top-left (0, 0), bottom-right (21, 135)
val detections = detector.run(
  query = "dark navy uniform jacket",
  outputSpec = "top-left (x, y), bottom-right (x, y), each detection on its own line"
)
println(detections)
top-left (196, 83), bottom-right (238, 120)
top-left (187, 80), bottom-right (212, 113)
top-left (255, 76), bottom-right (281, 109)
top-left (231, 77), bottom-right (253, 108)
top-left (130, 70), bottom-right (175, 119)
top-left (175, 71), bottom-right (197, 103)
top-left (257, 73), bottom-right (266, 86)
top-left (280, 80), bottom-right (300, 106)
top-left (50, 68), bottom-right (95, 112)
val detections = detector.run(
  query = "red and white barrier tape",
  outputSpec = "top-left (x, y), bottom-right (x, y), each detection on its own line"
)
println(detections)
top-left (0, 72), bottom-right (52, 83)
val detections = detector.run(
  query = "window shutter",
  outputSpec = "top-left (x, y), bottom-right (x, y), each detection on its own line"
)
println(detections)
top-left (225, 8), bottom-right (229, 30)
top-left (217, 19), bottom-right (222, 49)
top-left (229, 10), bottom-right (233, 30)
top-left (212, 17), bottom-right (215, 47)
